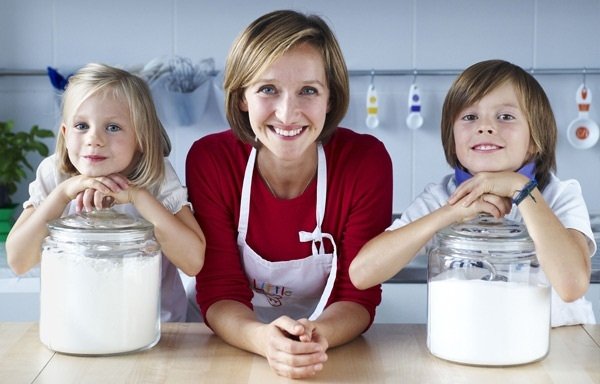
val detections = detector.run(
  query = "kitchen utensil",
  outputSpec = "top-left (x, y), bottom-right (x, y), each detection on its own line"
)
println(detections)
top-left (365, 73), bottom-right (379, 129)
top-left (427, 215), bottom-right (549, 366)
top-left (406, 83), bottom-right (423, 129)
top-left (567, 83), bottom-right (599, 149)
top-left (40, 209), bottom-right (161, 355)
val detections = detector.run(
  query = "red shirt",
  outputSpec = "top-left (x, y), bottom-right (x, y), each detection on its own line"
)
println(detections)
top-left (186, 128), bottom-right (393, 327)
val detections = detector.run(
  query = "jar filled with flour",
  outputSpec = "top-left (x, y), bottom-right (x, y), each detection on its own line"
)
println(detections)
top-left (427, 215), bottom-right (550, 366)
top-left (40, 209), bottom-right (161, 355)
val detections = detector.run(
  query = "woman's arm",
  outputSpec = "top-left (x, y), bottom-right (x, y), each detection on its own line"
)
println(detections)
top-left (206, 300), bottom-right (328, 379)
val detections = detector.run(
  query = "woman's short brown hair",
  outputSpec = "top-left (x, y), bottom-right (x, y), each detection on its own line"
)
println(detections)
top-left (440, 59), bottom-right (557, 190)
top-left (223, 10), bottom-right (349, 146)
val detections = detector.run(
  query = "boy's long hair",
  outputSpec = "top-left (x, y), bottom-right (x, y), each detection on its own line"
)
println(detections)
top-left (441, 59), bottom-right (557, 190)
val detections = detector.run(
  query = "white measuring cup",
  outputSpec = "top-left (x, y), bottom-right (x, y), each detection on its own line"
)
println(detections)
top-left (365, 82), bottom-right (379, 129)
top-left (567, 83), bottom-right (599, 149)
top-left (406, 83), bottom-right (423, 129)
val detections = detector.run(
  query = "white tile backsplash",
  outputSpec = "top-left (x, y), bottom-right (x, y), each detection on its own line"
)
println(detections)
top-left (2, 0), bottom-right (600, 215)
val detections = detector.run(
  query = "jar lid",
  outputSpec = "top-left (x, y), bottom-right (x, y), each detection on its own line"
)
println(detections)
top-left (48, 209), bottom-right (154, 242)
top-left (435, 215), bottom-right (535, 257)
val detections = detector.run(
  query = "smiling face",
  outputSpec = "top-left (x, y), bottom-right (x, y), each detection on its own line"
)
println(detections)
top-left (61, 90), bottom-right (138, 177)
top-left (453, 81), bottom-right (533, 175)
top-left (240, 43), bottom-right (330, 162)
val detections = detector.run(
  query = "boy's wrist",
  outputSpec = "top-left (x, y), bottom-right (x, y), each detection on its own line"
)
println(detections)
top-left (512, 179), bottom-right (538, 206)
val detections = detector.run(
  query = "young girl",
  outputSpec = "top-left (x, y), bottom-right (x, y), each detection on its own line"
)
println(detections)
top-left (6, 63), bottom-right (206, 322)
top-left (350, 59), bottom-right (596, 327)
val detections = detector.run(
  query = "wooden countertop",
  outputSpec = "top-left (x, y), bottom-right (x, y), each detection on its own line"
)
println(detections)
top-left (2, 323), bottom-right (599, 383)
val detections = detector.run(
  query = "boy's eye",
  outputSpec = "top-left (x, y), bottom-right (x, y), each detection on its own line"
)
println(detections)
top-left (498, 114), bottom-right (515, 121)
top-left (461, 114), bottom-right (477, 121)
top-left (74, 123), bottom-right (88, 130)
top-left (106, 124), bottom-right (121, 133)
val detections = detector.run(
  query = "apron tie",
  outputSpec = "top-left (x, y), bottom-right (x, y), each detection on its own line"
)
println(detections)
top-left (299, 228), bottom-right (337, 256)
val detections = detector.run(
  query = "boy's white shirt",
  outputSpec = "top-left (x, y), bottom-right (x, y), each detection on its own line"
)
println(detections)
top-left (389, 173), bottom-right (596, 327)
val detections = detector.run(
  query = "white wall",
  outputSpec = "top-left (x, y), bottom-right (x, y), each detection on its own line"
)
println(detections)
top-left (2, 0), bottom-right (600, 214)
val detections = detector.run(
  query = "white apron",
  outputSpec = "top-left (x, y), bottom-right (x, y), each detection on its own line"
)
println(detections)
top-left (237, 144), bottom-right (338, 323)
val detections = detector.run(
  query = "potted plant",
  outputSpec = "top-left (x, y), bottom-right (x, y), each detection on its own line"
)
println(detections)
top-left (0, 120), bottom-right (54, 240)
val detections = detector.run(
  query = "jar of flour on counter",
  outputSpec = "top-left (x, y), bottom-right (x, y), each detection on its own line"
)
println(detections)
top-left (427, 215), bottom-right (550, 366)
top-left (40, 209), bottom-right (161, 355)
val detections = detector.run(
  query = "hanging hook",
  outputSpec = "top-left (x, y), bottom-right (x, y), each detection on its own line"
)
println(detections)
top-left (412, 69), bottom-right (418, 84)
top-left (583, 67), bottom-right (587, 87)
top-left (370, 69), bottom-right (375, 86)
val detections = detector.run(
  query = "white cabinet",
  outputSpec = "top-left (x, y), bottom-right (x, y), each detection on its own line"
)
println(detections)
top-left (0, 276), bottom-right (40, 321)
top-left (376, 283), bottom-right (600, 324)
top-left (375, 284), bottom-right (427, 324)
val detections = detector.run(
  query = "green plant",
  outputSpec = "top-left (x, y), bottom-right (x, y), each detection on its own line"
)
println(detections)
top-left (0, 120), bottom-right (54, 208)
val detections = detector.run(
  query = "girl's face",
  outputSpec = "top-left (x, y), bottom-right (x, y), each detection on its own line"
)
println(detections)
top-left (453, 82), bottom-right (533, 175)
top-left (240, 42), bottom-right (330, 162)
top-left (61, 91), bottom-right (138, 177)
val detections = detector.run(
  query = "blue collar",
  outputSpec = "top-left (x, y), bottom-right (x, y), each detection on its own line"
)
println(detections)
top-left (454, 162), bottom-right (536, 185)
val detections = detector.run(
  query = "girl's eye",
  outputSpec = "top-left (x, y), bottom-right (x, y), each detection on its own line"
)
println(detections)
top-left (74, 123), bottom-right (88, 131)
top-left (258, 85), bottom-right (276, 95)
top-left (461, 114), bottom-right (477, 121)
top-left (301, 87), bottom-right (318, 96)
top-left (498, 114), bottom-right (515, 121)
top-left (106, 124), bottom-right (121, 133)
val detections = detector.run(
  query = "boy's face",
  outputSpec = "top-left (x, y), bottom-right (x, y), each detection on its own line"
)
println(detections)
top-left (453, 82), bottom-right (532, 175)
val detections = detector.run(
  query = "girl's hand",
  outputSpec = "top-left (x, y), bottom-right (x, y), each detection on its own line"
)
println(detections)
top-left (66, 174), bottom-right (131, 212)
top-left (262, 316), bottom-right (328, 379)
top-left (449, 171), bottom-right (529, 208)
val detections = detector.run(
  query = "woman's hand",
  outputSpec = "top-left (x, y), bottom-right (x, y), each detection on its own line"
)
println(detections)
top-left (262, 316), bottom-right (328, 379)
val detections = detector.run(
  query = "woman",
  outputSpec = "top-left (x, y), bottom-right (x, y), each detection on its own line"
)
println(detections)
top-left (186, 10), bottom-right (392, 379)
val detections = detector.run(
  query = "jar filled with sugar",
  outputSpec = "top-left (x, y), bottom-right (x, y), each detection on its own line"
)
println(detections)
top-left (427, 214), bottom-right (550, 366)
top-left (39, 209), bottom-right (161, 355)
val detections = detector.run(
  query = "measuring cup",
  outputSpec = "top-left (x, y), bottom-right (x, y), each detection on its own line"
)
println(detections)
top-left (406, 83), bottom-right (423, 129)
top-left (365, 82), bottom-right (379, 129)
top-left (567, 83), bottom-right (599, 149)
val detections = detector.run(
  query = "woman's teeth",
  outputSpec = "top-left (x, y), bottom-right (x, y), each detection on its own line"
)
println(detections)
top-left (274, 127), bottom-right (303, 137)
top-left (474, 144), bottom-right (500, 151)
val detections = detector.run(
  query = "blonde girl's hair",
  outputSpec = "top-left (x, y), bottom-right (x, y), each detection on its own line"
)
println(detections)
top-left (224, 9), bottom-right (349, 146)
top-left (56, 63), bottom-right (171, 190)
top-left (440, 59), bottom-right (557, 190)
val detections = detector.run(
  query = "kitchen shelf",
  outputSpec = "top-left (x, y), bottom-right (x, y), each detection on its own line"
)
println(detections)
top-left (2, 67), bottom-right (600, 78)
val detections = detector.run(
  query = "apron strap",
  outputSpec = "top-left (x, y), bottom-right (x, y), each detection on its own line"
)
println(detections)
top-left (237, 147), bottom-right (256, 238)
top-left (298, 144), bottom-right (328, 254)
top-left (308, 235), bottom-right (337, 321)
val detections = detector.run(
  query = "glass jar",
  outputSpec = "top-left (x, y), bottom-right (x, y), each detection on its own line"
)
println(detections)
top-left (427, 215), bottom-right (550, 366)
top-left (39, 209), bottom-right (161, 355)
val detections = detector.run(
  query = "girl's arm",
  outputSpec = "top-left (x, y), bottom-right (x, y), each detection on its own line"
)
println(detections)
top-left (450, 171), bottom-right (591, 302)
top-left (6, 175), bottom-right (113, 274)
top-left (126, 187), bottom-right (205, 276)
